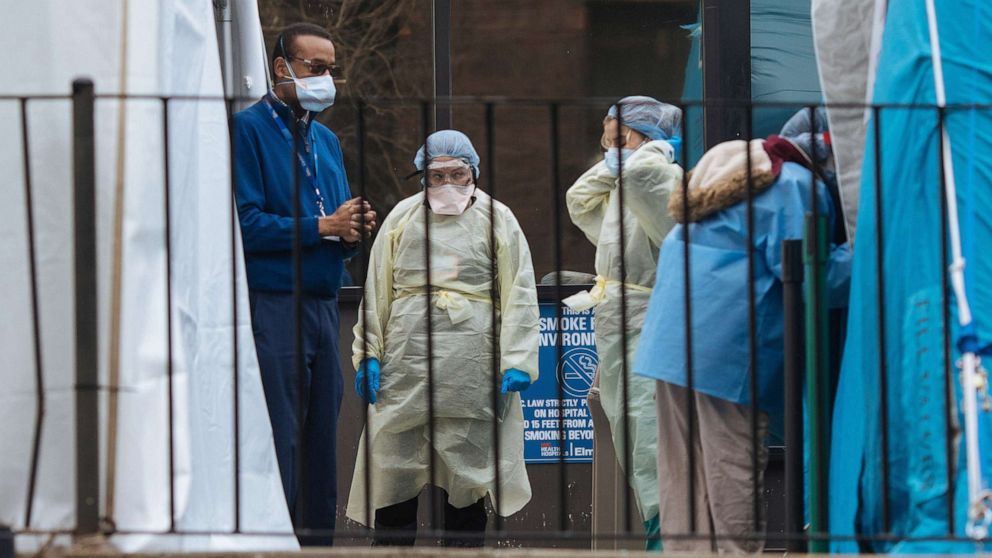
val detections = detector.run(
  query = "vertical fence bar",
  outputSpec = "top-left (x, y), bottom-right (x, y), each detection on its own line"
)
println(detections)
top-left (745, 103), bottom-right (760, 547)
top-left (808, 105), bottom-right (820, 231)
top-left (549, 102), bottom-right (568, 535)
top-left (873, 106), bottom-right (892, 535)
top-left (614, 103), bottom-right (633, 538)
top-left (292, 111), bottom-right (305, 532)
top-left (226, 98), bottom-right (242, 534)
top-left (418, 46), bottom-right (440, 544)
top-left (73, 78), bottom-right (100, 536)
top-left (161, 98), bottom-right (177, 533)
top-left (782, 239), bottom-right (806, 552)
top-left (804, 212), bottom-right (828, 553)
top-left (810, 106), bottom-right (832, 551)
top-left (485, 102), bottom-right (504, 537)
top-left (20, 97), bottom-right (46, 530)
top-left (420, 101), bottom-right (440, 540)
top-left (680, 102), bottom-right (698, 545)
top-left (356, 99), bottom-right (375, 533)
top-left (805, 212), bottom-right (831, 553)
top-left (804, 105), bottom-right (830, 553)
top-left (938, 106), bottom-right (955, 535)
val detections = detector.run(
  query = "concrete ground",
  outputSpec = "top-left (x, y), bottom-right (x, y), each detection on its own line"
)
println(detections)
top-left (28, 551), bottom-right (703, 558)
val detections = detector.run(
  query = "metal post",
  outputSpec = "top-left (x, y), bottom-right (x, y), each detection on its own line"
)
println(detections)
top-left (804, 214), bottom-right (830, 552)
top-left (701, 0), bottom-right (750, 148)
top-left (782, 239), bottom-right (806, 552)
top-left (431, 0), bottom-right (452, 130)
top-left (212, 0), bottom-right (235, 102)
top-left (73, 78), bottom-right (100, 537)
top-left (0, 526), bottom-right (13, 558)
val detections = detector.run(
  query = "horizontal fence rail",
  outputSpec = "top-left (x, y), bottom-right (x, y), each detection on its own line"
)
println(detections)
top-left (2, 83), bottom-right (989, 552)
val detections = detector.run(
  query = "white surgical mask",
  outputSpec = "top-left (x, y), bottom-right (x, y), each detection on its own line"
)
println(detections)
top-left (284, 59), bottom-right (336, 113)
top-left (604, 147), bottom-right (637, 176)
top-left (427, 184), bottom-right (475, 215)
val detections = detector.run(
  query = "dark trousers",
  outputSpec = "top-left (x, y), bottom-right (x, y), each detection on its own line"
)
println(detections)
top-left (250, 291), bottom-right (343, 547)
top-left (374, 494), bottom-right (487, 547)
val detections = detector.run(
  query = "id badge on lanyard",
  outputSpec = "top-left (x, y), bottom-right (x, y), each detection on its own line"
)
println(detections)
top-left (264, 99), bottom-right (341, 241)
top-left (264, 99), bottom-right (329, 215)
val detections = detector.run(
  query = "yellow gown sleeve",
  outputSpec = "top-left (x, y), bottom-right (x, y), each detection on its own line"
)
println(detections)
top-left (351, 210), bottom-right (400, 371)
top-left (620, 140), bottom-right (683, 247)
top-left (565, 161), bottom-right (615, 245)
top-left (495, 205), bottom-right (541, 382)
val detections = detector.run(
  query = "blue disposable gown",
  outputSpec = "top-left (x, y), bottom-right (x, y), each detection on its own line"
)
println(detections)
top-left (634, 162), bottom-right (852, 412)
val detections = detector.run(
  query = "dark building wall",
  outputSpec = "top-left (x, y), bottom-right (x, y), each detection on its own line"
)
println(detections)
top-left (444, 0), bottom-right (696, 280)
top-left (263, 0), bottom-right (695, 280)
top-left (451, 1), bottom-right (594, 281)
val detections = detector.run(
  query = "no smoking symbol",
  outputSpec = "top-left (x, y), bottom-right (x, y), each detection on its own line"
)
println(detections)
top-left (557, 347), bottom-right (597, 399)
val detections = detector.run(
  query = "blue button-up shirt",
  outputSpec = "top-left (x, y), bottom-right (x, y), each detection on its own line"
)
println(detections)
top-left (233, 93), bottom-right (357, 296)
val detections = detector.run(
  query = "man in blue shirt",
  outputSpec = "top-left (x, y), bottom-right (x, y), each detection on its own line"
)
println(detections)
top-left (233, 22), bottom-right (376, 546)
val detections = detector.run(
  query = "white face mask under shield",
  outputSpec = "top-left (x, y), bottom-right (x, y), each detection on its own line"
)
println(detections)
top-left (425, 159), bottom-right (476, 215)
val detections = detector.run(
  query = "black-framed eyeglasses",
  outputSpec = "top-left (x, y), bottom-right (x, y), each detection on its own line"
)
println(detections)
top-left (287, 55), bottom-right (339, 78)
top-left (426, 167), bottom-right (474, 186)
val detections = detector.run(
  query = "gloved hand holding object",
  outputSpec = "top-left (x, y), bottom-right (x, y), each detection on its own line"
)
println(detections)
top-left (355, 358), bottom-right (381, 404)
top-left (501, 368), bottom-right (531, 393)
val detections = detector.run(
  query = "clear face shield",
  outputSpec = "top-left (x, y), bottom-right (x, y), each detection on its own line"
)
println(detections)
top-left (425, 159), bottom-right (476, 215)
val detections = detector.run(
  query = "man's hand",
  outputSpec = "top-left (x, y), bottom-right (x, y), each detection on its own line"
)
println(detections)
top-left (319, 197), bottom-right (375, 243)
top-left (318, 199), bottom-right (359, 241)
top-left (353, 201), bottom-right (376, 237)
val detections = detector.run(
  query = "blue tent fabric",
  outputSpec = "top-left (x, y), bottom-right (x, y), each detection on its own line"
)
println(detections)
top-left (829, 0), bottom-right (992, 552)
top-left (680, 21), bottom-right (705, 167)
top-left (749, 0), bottom-right (823, 137)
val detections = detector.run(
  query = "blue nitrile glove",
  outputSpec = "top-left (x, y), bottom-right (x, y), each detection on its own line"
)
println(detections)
top-left (644, 514), bottom-right (662, 551)
top-left (355, 358), bottom-right (380, 404)
top-left (501, 368), bottom-right (531, 393)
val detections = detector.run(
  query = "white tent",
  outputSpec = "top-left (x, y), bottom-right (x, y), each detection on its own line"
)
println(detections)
top-left (0, 0), bottom-right (296, 551)
top-left (811, 0), bottom-right (888, 238)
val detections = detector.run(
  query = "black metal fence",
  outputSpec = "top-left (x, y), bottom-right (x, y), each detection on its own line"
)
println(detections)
top-left (3, 79), bottom-right (987, 552)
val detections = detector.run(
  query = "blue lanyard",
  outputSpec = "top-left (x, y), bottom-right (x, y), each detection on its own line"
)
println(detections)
top-left (263, 98), bottom-right (326, 216)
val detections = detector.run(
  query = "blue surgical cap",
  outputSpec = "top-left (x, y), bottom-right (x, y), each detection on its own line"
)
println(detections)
top-left (414, 130), bottom-right (481, 178)
top-left (779, 107), bottom-right (832, 165)
top-left (607, 96), bottom-right (682, 142)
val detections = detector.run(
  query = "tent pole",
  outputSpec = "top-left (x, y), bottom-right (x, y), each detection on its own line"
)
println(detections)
top-left (104, 0), bottom-right (130, 531)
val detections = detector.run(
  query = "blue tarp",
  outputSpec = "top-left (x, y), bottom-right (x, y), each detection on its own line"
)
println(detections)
top-left (829, 0), bottom-right (992, 552)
